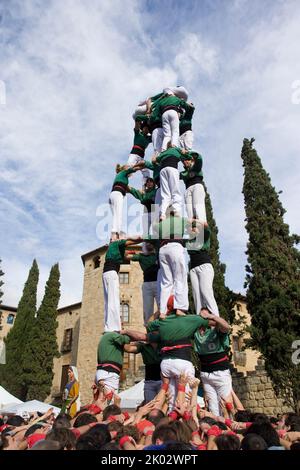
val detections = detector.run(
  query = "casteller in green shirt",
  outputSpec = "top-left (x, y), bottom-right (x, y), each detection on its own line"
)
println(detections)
top-left (97, 332), bottom-right (130, 373)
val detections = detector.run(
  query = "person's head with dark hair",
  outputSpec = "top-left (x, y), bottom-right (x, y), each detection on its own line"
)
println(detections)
top-left (215, 434), bottom-right (241, 451)
top-left (46, 428), bottom-right (77, 450)
top-left (107, 420), bottom-right (123, 440)
top-left (245, 422), bottom-right (280, 447)
top-left (169, 421), bottom-right (192, 444)
top-left (24, 423), bottom-right (45, 438)
top-left (53, 414), bottom-right (71, 429)
top-left (100, 442), bottom-right (120, 450)
top-left (147, 409), bottom-right (165, 427)
top-left (285, 413), bottom-right (300, 432)
top-left (117, 425), bottom-right (141, 444)
top-left (73, 413), bottom-right (97, 428)
top-left (235, 410), bottom-right (252, 423)
top-left (290, 442), bottom-right (300, 451)
top-left (86, 424), bottom-right (111, 446)
top-left (6, 415), bottom-right (25, 427)
top-left (164, 441), bottom-right (194, 450)
top-left (102, 405), bottom-right (122, 421)
top-left (269, 417), bottom-right (279, 427)
top-left (250, 413), bottom-right (270, 424)
top-left (241, 433), bottom-right (268, 450)
top-left (76, 424), bottom-right (110, 450)
top-left (31, 440), bottom-right (61, 450)
top-left (152, 425), bottom-right (177, 445)
top-left (0, 418), bottom-right (4, 427)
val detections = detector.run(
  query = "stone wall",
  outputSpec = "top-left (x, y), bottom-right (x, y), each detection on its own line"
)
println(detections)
top-left (231, 359), bottom-right (293, 415)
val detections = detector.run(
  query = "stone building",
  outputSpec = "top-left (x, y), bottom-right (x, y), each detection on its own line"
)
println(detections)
top-left (0, 305), bottom-right (17, 341)
top-left (50, 244), bottom-right (146, 404)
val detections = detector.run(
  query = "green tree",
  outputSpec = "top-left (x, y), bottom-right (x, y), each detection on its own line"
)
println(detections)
top-left (241, 137), bottom-right (300, 412)
top-left (25, 263), bottom-right (61, 401)
top-left (204, 186), bottom-right (235, 323)
top-left (0, 260), bottom-right (39, 399)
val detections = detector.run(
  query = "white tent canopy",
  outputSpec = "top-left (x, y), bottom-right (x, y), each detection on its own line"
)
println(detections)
top-left (0, 399), bottom-right (60, 416)
top-left (119, 380), bottom-right (144, 409)
top-left (0, 385), bottom-right (23, 409)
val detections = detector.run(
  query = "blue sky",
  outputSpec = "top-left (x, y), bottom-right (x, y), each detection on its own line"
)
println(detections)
top-left (1, 0), bottom-right (300, 307)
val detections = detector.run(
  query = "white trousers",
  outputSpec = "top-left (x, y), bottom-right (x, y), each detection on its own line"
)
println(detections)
top-left (160, 167), bottom-right (182, 218)
top-left (162, 110), bottom-right (180, 150)
top-left (185, 183), bottom-right (207, 222)
top-left (190, 263), bottom-right (219, 316)
top-left (109, 191), bottom-right (124, 234)
top-left (152, 128), bottom-right (164, 154)
top-left (201, 369), bottom-right (232, 416)
top-left (127, 153), bottom-right (150, 181)
top-left (102, 271), bottom-right (121, 332)
top-left (159, 243), bottom-right (188, 314)
top-left (142, 281), bottom-right (159, 324)
top-left (95, 370), bottom-right (120, 393)
top-left (161, 358), bottom-right (194, 410)
top-left (179, 130), bottom-right (194, 151)
top-left (142, 206), bottom-right (152, 238)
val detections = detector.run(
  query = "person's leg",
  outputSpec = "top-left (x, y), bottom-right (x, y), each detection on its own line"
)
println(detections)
top-left (182, 130), bottom-right (194, 150)
top-left (185, 186), bottom-right (193, 219)
top-left (159, 168), bottom-right (172, 219)
top-left (127, 153), bottom-right (139, 167)
top-left (192, 183), bottom-right (206, 222)
top-left (142, 281), bottom-right (155, 325)
top-left (162, 111), bottom-right (172, 151)
top-left (169, 110), bottom-right (180, 147)
top-left (152, 127), bottom-right (164, 154)
top-left (159, 245), bottom-right (174, 314)
top-left (201, 372), bottom-right (220, 416)
top-left (214, 370), bottom-right (232, 411)
top-left (168, 167), bottom-right (182, 216)
top-left (103, 271), bottom-right (121, 332)
top-left (109, 191), bottom-right (124, 235)
top-left (170, 244), bottom-right (189, 312)
top-left (170, 359), bottom-right (195, 410)
top-left (189, 267), bottom-right (201, 315)
top-left (152, 187), bottom-right (162, 230)
top-left (198, 263), bottom-right (219, 316)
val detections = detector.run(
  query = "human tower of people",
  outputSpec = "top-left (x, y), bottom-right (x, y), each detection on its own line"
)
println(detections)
top-left (97, 85), bottom-right (232, 418)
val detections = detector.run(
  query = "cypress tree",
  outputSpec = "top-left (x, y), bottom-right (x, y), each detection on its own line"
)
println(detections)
top-left (241, 137), bottom-right (300, 412)
top-left (204, 186), bottom-right (235, 323)
top-left (0, 260), bottom-right (39, 399)
top-left (25, 263), bottom-right (61, 401)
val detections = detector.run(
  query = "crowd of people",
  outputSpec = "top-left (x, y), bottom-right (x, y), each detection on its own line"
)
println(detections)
top-left (1, 85), bottom-right (299, 452)
top-left (1, 384), bottom-right (300, 450)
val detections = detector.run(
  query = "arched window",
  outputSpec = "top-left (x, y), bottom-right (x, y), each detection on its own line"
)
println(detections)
top-left (120, 303), bottom-right (129, 323)
top-left (93, 256), bottom-right (101, 269)
top-left (7, 314), bottom-right (15, 325)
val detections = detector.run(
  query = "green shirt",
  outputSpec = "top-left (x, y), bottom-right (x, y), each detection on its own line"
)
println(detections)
top-left (136, 342), bottom-right (161, 366)
top-left (105, 240), bottom-right (127, 263)
top-left (156, 147), bottom-right (189, 164)
top-left (133, 128), bottom-right (151, 149)
top-left (144, 160), bottom-right (160, 183)
top-left (151, 215), bottom-right (196, 243)
top-left (194, 328), bottom-right (229, 356)
top-left (113, 168), bottom-right (135, 186)
top-left (186, 226), bottom-right (211, 253)
top-left (147, 314), bottom-right (209, 345)
top-left (97, 332), bottom-right (130, 365)
top-left (132, 253), bottom-right (157, 272)
top-left (156, 95), bottom-right (185, 116)
top-left (180, 152), bottom-right (203, 185)
top-left (129, 187), bottom-right (156, 206)
top-left (179, 103), bottom-right (195, 128)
